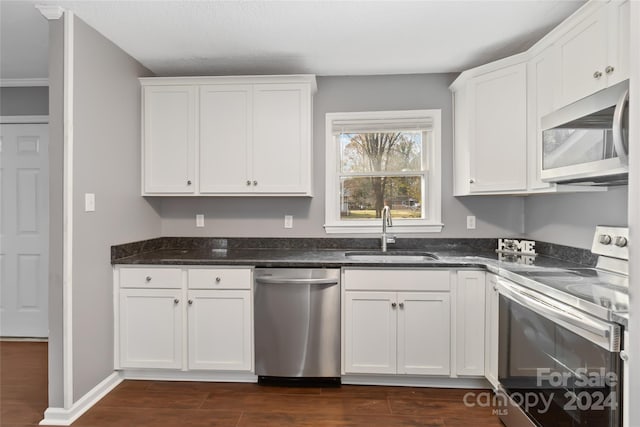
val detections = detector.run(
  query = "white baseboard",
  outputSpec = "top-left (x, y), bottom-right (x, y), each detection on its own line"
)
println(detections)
top-left (122, 369), bottom-right (258, 383)
top-left (39, 372), bottom-right (123, 426)
top-left (342, 374), bottom-right (489, 389)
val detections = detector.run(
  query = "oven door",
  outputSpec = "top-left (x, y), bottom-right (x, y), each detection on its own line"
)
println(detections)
top-left (497, 279), bottom-right (621, 427)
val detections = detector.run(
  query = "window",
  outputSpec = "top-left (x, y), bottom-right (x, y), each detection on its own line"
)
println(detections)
top-left (325, 110), bottom-right (442, 234)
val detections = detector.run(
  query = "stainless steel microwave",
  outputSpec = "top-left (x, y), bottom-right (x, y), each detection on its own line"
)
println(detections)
top-left (541, 80), bottom-right (629, 185)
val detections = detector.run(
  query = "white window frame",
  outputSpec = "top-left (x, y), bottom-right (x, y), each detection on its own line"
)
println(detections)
top-left (324, 109), bottom-right (443, 234)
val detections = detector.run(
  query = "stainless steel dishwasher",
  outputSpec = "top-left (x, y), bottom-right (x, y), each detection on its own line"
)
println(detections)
top-left (254, 268), bottom-right (341, 386)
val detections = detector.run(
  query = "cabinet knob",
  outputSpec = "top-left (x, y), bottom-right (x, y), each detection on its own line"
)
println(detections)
top-left (493, 285), bottom-right (498, 291)
top-left (391, 302), bottom-right (397, 308)
top-left (145, 276), bottom-right (152, 282)
top-left (246, 180), bottom-right (251, 186)
top-left (469, 178), bottom-right (475, 184)
top-left (187, 180), bottom-right (192, 186)
top-left (188, 299), bottom-right (193, 305)
top-left (253, 180), bottom-right (258, 186)
top-left (174, 298), bottom-right (179, 304)
top-left (399, 302), bottom-right (404, 308)
top-left (620, 350), bottom-right (629, 362)
top-left (593, 70), bottom-right (603, 79)
top-left (605, 65), bottom-right (615, 75)
top-left (215, 277), bottom-right (221, 283)
top-left (614, 236), bottom-right (628, 247)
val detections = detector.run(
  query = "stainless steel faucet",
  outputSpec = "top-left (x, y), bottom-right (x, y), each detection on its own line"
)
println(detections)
top-left (381, 205), bottom-right (395, 252)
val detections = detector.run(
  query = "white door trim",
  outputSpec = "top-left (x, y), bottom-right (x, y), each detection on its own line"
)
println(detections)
top-left (0, 116), bottom-right (49, 124)
top-left (62, 9), bottom-right (75, 410)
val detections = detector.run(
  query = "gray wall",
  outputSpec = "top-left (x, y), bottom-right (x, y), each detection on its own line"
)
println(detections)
top-left (71, 16), bottom-right (161, 402)
top-left (0, 86), bottom-right (49, 116)
top-left (160, 74), bottom-right (525, 238)
top-left (524, 187), bottom-right (628, 249)
top-left (47, 17), bottom-right (64, 409)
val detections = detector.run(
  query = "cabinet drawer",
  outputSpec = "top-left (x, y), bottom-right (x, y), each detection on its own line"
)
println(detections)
top-left (188, 268), bottom-right (251, 290)
top-left (343, 269), bottom-right (450, 291)
top-left (119, 267), bottom-right (182, 289)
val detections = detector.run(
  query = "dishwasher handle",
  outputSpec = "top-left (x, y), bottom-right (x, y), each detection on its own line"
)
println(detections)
top-left (255, 276), bottom-right (339, 285)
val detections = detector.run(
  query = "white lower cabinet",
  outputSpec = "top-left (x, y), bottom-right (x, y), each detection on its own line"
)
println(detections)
top-left (187, 290), bottom-right (252, 370)
top-left (119, 288), bottom-right (183, 369)
top-left (115, 266), bottom-right (253, 373)
top-left (484, 273), bottom-right (500, 388)
top-left (455, 271), bottom-right (486, 376)
top-left (343, 269), bottom-right (451, 376)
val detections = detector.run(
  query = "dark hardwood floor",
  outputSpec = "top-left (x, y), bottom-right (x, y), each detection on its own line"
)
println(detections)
top-left (1, 342), bottom-right (503, 426)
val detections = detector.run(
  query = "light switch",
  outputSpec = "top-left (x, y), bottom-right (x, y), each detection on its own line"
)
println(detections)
top-left (196, 214), bottom-right (204, 227)
top-left (466, 215), bottom-right (476, 230)
top-left (284, 215), bottom-right (293, 229)
top-left (84, 193), bottom-right (95, 212)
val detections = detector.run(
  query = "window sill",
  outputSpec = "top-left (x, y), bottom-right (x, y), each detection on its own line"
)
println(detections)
top-left (323, 223), bottom-right (444, 234)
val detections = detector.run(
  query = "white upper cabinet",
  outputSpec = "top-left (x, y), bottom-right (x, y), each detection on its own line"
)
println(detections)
top-left (452, 57), bottom-right (528, 195)
top-left (468, 62), bottom-right (528, 193)
top-left (555, 0), bottom-right (629, 107)
top-left (143, 86), bottom-right (197, 194)
top-left (452, 0), bottom-right (629, 196)
top-left (141, 75), bottom-right (316, 196)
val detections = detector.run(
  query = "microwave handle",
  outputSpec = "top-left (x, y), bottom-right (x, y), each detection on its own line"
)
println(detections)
top-left (612, 88), bottom-right (629, 164)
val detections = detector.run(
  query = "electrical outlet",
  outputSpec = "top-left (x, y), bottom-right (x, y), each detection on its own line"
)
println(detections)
top-left (467, 215), bottom-right (476, 230)
top-left (84, 193), bottom-right (95, 212)
top-left (284, 215), bottom-right (293, 229)
top-left (196, 214), bottom-right (204, 227)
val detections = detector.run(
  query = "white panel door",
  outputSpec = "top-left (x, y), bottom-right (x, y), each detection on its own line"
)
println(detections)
top-left (0, 123), bottom-right (49, 337)
top-left (199, 85), bottom-right (252, 193)
top-left (485, 274), bottom-right (500, 389)
top-left (456, 271), bottom-right (486, 376)
top-left (397, 292), bottom-right (450, 375)
top-left (119, 289), bottom-right (183, 369)
top-left (252, 84), bottom-right (310, 194)
top-left (187, 290), bottom-right (252, 371)
top-left (468, 63), bottom-right (527, 193)
top-left (143, 85), bottom-right (197, 194)
top-left (556, 6), bottom-right (608, 107)
top-left (344, 291), bottom-right (397, 374)
top-left (606, 0), bottom-right (630, 87)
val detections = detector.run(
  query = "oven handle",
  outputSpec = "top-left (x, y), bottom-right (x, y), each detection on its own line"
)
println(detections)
top-left (255, 277), bottom-right (339, 285)
top-left (612, 88), bottom-right (629, 164)
top-left (496, 279), bottom-right (619, 352)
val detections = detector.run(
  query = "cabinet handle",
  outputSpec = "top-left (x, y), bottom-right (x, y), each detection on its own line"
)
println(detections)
top-left (188, 299), bottom-right (193, 305)
top-left (593, 70), bottom-right (603, 79)
top-left (253, 180), bottom-right (258, 186)
top-left (174, 298), bottom-right (179, 304)
top-left (605, 65), bottom-right (615, 75)
top-left (187, 180), bottom-right (192, 186)
top-left (145, 276), bottom-right (152, 282)
top-left (246, 180), bottom-right (251, 186)
top-left (469, 178), bottom-right (475, 184)
top-left (391, 302), bottom-right (397, 308)
top-left (399, 302), bottom-right (404, 308)
top-left (215, 276), bottom-right (221, 283)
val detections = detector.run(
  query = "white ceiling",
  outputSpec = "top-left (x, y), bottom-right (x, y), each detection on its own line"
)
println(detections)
top-left (1, 0), bottom-right (585, 80)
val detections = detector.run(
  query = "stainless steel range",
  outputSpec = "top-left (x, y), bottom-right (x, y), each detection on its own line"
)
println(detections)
top-left (496, 226), bottom-right (629, 427)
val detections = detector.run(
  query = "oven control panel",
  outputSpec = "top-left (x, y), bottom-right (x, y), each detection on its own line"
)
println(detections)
top-left (592, 226), bottom-right (629, 260)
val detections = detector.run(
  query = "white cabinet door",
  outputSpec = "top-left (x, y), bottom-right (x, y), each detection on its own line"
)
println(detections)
top-left (119, 289), bottom-right (183, 369)
top-left (397, 292), bottom-right (450, 375)
top-left (455, 271), bottom-right (486, 376)
top-left (187, 290), bottom-right (252, 371)
top-left (252, 84), bottom-right (311, 194)
top-left (143, 85), bottom-right (197, 194)
top-left (556, 7), bottom-right (608, 107)
top-left (606, 0), bottom-right (630, 87)
top-left (344, 291), bottom-right (397, 374)
top-left (527, 48), bottom-right (556, 191)
top-left (468, 63), bottom-right (527, 193)
top-left (199, 85), bottom-right (252, 193)
top-left (484, 274), bottom-right (500, 389)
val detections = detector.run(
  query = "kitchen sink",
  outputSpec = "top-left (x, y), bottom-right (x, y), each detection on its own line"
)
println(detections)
top-left (344, 250), bottom-right (439, 262)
